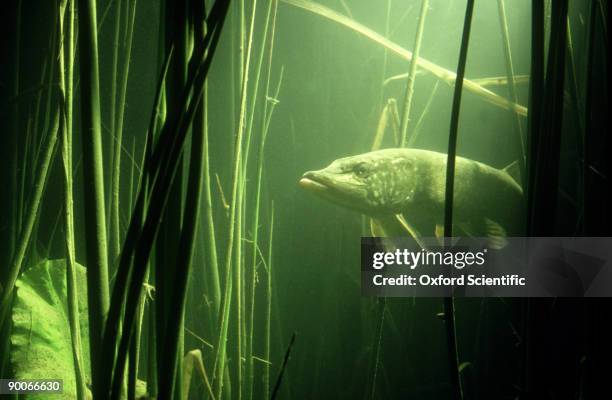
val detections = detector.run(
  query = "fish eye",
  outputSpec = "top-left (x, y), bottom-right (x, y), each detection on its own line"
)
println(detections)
top-left (353, 163), bottom-right (370, 178)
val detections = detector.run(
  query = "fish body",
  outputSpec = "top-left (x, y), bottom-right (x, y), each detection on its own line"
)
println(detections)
top-left (299, 148), bottom-right (524, 238)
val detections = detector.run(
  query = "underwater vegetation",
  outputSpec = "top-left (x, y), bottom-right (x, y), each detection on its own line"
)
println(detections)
top-left (0, 0), bottom-right (609, 399)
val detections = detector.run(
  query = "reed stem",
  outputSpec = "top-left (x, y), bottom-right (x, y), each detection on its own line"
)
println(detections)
top-left (0, 111), bottom-right (60, 327)
top-left (369, 299), bottom-right (386, 399)
top-left (103, 3), bottom-right (229, 397)
top-left (271, 332), bottom-right (296, 400)
top-left (263, 201), bottom-right (274, 400)
top-left (0, 34), bottom-right (63, 327)
top-left (237, 3), bottom-right (259, 398)
top-left (77, 1), bottom-right (111, 395)
top-left (100, 43), bottom-right (173, 400)
top-left (110, 0), bottom-right (138, 264)
top-left (283, 0), bottom-right (527, 116)
top-left (59, 1), bottom-right (86, 398)
top-left (7, 0), bottom-right (22, 268)
top-left (157, 2), bottom-right (213, 394)
top-left (201, 74), bottom-right (221, 318)
top-left (213, 1), bottom-right (257, 397)
top-left (399, 0), bottom-right (428, 147)
top-left (443, 1), bottom-right (474, 400)
top-left (496, 0), bottom-right (526, 180)
top-left (408, 80), bottom-right (439, 147)
top-left (245, 2), bottom-right (278, 399)
top-left (107, 0), bottom-right (122, 240)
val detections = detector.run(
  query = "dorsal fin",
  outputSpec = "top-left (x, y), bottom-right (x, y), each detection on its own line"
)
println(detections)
top-left (503, 160), bottom-right (521, 185)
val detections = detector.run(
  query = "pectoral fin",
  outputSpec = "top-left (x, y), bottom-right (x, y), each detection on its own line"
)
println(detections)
top-left (370, 218), bottom-right (400, 251)
top-left (370, 218), bottom-right (386, 237)
top-left (370, 215), bottom-right (427, 250)
top-left (396, 214), bottom-right (428, 250)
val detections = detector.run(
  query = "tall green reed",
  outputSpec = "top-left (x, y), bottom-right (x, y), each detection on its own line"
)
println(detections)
top-left (110, 0), bottom-right (138, 265)
top-left (497, 0), bottom-right (526, 182)
top-left (212, 1), bottom-right (258, 398)
top-left (243, 1), bottom-right (278, 399)
top-left (398, 0), bottom-right (428, 147)
top-left (76, 0), bottom-right (112, 395)
top-left (59, 1), bottom-right (86, 398)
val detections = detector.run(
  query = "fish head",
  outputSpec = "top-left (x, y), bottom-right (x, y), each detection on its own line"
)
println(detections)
top-left (299, 149), bottom-right (419, 216)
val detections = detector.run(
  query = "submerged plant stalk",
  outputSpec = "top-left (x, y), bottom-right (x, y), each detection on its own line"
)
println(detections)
top-left (201, 82), bottom-right (221, 317)
top-left (102, 3), bottom-right (230, 398)
top-left (212, 2), bottom-right (257, 399)
top-left (399, 0), bottom-right (428, 147)
top-left (77, 0), bottom-right (111, 395)
top-left (443, 1), bottom-right (474, 400)
top-left (157, 2), bottom-right (214, 396)
top-left (110, 0), bottom-right (138, 264)
top-left (497, 0), bottom-right (526, 177)
top-left (282, 0), bottom-right (527, 116)
top-left (271, 332), bottom-right (297, 400)
top-left (369, 299), bottom-right (386, 399)
top-left (100, 44), bottom-right (174, 400)
top-left (59, 0), bottom-right (86, 398)
top-left (263, 201), bottom-right (274, 400)
top-left (213, 0), bottom-right (257, 399)
top-left (0, 102), bottom-right (61, 328)
top-left (107, 0), bottom-right (122, 241)
top-left (245, 2), bottom-right (279, 399)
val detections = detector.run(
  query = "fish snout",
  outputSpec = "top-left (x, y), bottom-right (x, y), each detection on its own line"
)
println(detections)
top-left (299, 170), bottom-right (329, 192)
top-left (301, 170), bottom-right (317, 181)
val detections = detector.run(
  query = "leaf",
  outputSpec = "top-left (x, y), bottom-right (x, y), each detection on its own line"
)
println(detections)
top-left (10, 259), bottom-right (91, 399)
top-left (10, 259), bottom-right (148, 399)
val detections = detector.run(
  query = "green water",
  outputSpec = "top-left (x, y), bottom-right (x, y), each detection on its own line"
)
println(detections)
top-left (0, 0), bottom-right (607, 399)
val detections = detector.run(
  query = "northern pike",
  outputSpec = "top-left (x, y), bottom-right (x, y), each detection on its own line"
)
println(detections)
top-left (299, 148), bottom-right (523, 243)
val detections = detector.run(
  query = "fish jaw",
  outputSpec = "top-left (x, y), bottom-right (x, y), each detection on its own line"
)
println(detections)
top-left (298, 171), bottom-right (330, 194)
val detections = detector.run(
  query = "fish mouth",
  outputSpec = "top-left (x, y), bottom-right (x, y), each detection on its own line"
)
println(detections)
top-left (298, 171), bottom-right (330, 193)
top-left (299, 170), bottom-right (373, 214)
